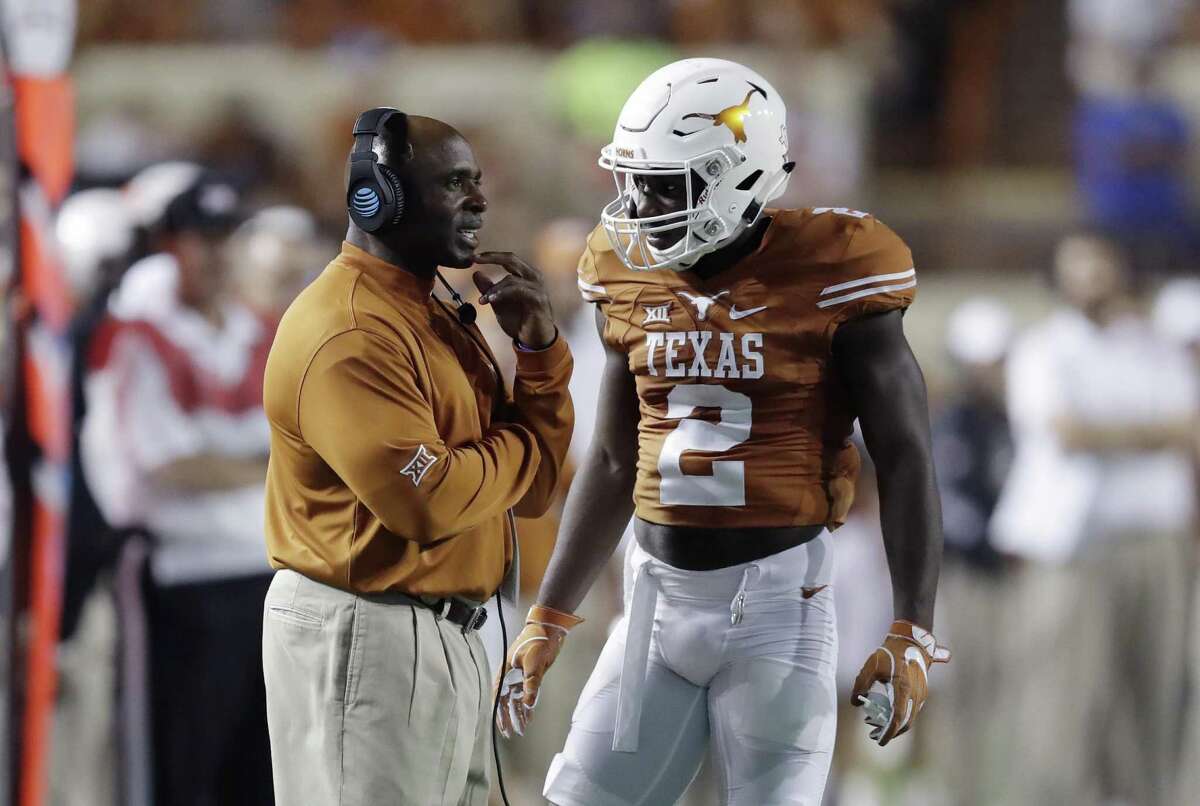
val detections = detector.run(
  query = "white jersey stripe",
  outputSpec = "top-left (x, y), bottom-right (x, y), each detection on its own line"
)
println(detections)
top-left (819, 267), bottom-right (916, 297)
top-left (578, 277), bottom-right (609, 301)
top-left (816, 279), bottom-right (918, 309)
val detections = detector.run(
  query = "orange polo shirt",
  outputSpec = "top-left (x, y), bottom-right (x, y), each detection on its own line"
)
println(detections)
top-left (263, 242), bottom-right (574, 600)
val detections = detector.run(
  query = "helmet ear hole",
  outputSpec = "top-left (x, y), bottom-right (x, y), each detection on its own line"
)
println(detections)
top-left (689, 170), bottom-right (709, 206)
top-left (379, 165), bottom-right (406, 225)
top-left (735, 169), bottom-right (763, 192)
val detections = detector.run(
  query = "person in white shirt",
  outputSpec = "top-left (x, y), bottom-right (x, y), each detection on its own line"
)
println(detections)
top-left (992, 234), bottom-right (1197, 806)
top-left (81, 172), bottom-right (277, 806)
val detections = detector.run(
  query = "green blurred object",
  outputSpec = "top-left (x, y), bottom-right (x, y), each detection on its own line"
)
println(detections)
top-left (547, 38), bottom-right (679, 143)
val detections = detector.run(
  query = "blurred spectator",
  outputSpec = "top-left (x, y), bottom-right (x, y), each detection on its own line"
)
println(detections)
top-left (1067, 0), bottom-right (1197, 275)
top-left (55, 163), bottom-right (202, 806)
top-left (1072, 54), bottom-right (1195, 275)
top-left (1068, 0), bottom-right (1191, 78)
top-left (80, 172), bottom-right (276, 806)
top-left (934, 297), bottom-right (1014, 571)
top-left (927, 297), bottom-right (1016, 806)
top-left (991, 234), bottom-right (1197, 806)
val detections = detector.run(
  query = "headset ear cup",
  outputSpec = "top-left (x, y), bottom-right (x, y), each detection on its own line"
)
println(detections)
top-left (348, 179), bottom-right (383, 232)
top-left (379, 165), bottom-right (405, 225)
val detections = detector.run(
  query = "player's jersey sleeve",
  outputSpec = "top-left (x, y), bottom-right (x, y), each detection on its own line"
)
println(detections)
top-left (812, 213), bottom-right (916, 328)
top-left (576, 225), bottom-right (613, 313)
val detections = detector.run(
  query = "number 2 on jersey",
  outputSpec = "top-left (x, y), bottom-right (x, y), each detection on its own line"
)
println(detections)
top-left (658, 384), bottom-right (752, 506)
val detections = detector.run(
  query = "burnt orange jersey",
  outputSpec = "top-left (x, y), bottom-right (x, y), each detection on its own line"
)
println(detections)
top-left (577, 207), bottom-right (916, 530)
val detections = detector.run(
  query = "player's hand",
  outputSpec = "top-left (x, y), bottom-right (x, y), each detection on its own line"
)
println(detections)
top-left (471, 251), bottom-right (556, 349)
top-left (850, 620), bottom-right (950, 747)
top-left (495, 604), bottom-right (584, 739)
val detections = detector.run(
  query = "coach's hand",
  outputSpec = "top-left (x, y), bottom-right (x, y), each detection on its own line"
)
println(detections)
top-left (472, 252), bottom-right (556, 349)
top-left (850, 620), bottom-right (950, 746)
top-left (495, 604), bottom-right (584, 739)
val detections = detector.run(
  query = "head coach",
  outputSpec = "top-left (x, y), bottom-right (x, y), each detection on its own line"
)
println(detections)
top-left (260, 108), bottom-right (574, 806)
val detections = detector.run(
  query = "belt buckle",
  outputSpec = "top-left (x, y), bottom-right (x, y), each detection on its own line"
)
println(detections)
top-left (462, 605), bottom-right (488, 633)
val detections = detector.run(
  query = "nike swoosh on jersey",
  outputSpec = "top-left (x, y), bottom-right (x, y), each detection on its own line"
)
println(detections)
top-left (728, 305), bottom-right (768, 320)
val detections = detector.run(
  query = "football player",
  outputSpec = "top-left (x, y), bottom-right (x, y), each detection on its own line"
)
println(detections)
top-left (498, 58), bottom-right (950, 805)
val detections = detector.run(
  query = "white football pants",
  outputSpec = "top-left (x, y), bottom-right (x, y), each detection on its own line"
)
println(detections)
top-left (544, 533), bottom-right (838, 806)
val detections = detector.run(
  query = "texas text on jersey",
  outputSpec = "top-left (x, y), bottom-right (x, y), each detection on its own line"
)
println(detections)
top-left (577, 205), bottom-right (916, 530)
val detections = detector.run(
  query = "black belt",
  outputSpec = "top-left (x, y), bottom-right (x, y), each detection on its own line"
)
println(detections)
top-left (395, 592), bottom-right (489, 633)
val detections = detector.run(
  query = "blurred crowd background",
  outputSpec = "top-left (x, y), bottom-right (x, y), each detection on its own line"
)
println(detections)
top-left (4, 1), bottom-right (1200, 805)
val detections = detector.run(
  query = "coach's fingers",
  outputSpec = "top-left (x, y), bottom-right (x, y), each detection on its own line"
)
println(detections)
top-left (472, 271), bottom-right (496, 297)
top-left (472, 251), bottom-right (541, 282)
top-left (480, 276), bottom-right (537, 304)
top-left (476, 275), bottom-right (519, 306)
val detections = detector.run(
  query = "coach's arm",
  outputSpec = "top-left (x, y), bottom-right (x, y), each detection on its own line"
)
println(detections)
top-left (299, 328), bottom-right (553, 543)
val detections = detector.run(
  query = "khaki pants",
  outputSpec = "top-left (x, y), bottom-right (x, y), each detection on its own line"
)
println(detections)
top-left (263, 569), bottom-right (491, 806)
top-left (1009, 534), bottom-right (1190, 806)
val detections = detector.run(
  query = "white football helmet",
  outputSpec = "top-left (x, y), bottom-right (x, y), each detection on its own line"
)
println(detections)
top-left (600, 58), bottom-right (792, 272)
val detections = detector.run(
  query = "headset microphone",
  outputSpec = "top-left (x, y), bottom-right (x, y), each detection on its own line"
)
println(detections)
top-left (436, 270), bottom-right (477, 326)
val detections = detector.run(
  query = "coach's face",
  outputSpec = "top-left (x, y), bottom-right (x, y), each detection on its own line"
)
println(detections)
top-left (393, 132), bottom-right (487, 269)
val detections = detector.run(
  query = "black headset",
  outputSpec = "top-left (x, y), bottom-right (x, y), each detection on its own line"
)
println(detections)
top-left (346, 107), bottom-right (408, 233)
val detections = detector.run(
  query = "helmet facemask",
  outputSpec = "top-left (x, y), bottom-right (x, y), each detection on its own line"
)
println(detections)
top-left (599, 144), bottom-right (784, 272)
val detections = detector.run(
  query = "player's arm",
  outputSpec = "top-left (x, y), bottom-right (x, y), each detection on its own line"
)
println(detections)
top-left (833, 309), bottom-right (949, 745)
top-left (537, 308), bottom-right (639, 611)
top-left (834, 309), bottom-right (940, 624)
top-left (496, 307), bottom-right (639, 737)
